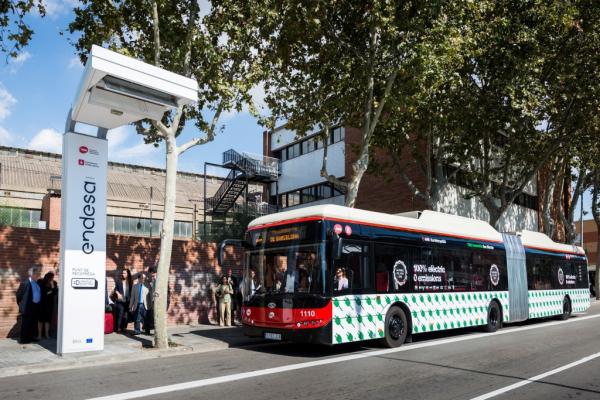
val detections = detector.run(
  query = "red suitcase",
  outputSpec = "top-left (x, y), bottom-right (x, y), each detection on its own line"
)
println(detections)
top-left (104, 312), bottom-right (114, 334)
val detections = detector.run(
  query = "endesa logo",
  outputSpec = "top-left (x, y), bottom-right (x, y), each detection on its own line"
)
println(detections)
top-left (79, 146), bottom-right (89, 154)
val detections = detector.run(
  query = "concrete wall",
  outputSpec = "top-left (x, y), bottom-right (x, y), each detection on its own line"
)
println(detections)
top-left (275, 142), bottom-right (345, 194)
top-left (437, 184), bottom-right (538, 232)
top-left (0, 226), bottom-right (243, 338)
top-left (270, 126), bottom-right (345, 195)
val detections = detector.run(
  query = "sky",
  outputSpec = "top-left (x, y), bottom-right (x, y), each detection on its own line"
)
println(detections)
top-left (0, 1), bottom-right (264, 177)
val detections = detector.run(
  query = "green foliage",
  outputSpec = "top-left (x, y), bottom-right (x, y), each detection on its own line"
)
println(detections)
top-left (203, 209), bottom-right (255, 243)
top-left (214, 0), bottom-right (465, 205)
top-left (0, 0), bottom-right (45, 58)
top-left (68, 0), bottom-right (261, 144)
top-left (374, 0), bottom-right (600, 226)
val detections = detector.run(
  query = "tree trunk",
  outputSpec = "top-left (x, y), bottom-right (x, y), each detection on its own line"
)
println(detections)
top-left (541, 162), bottom-right (557, 238)
top-left (153, 134), bottom-right (178, 349)
top-left (345, 143), bottom-right (369, 208)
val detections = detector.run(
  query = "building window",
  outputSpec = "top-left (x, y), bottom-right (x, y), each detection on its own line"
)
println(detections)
top-left (273, 127), bottom-right (344, 162)
top-left (0, 207), bottom-right (41, 228)
top-left (288, 192), bottom-right (301, 207)
top-left (106, 215), bottom-right (193, 238)
top-left (279, 181), bottom-right (344, 209)
top-left (174, 220), bottom-right (192, 238)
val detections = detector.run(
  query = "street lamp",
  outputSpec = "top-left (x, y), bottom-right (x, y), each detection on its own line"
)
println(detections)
top-left (58, 45), bottom-right (197, 355)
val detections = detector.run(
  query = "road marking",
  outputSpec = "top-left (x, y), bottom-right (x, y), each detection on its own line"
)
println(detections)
top-left (469, 351), bottom-right (600, 400)
top-left (87, 313), bottom-right (600, 400)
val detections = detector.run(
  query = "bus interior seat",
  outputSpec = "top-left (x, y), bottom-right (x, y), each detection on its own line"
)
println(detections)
top-left (376, 271), bottom-right (389, 292)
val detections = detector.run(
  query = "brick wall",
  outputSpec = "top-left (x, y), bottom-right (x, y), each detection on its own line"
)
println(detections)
top-left (40, 193), bottom-right (61, 231)
top-left (344, 126), bottom-right (428, 214)
top-left (0, 226), bottom-right (243, 338)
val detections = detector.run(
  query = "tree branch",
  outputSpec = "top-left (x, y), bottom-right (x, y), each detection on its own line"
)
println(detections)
top-left (389, 148), bottom-right (430, 205)
top-left (182, 0), bottom-right (198, 76)
top-left (151, 120), bottom-right (169, 138)
top-left (151, 0), bottom-right (161, 67)
top-left (320, 123), bottom-right (348, 192)
top-left (367, 70), bottom-right (398, 140)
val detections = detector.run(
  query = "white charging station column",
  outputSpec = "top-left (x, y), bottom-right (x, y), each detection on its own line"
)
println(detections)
top-left (57, 131), bottom-right (108, 354)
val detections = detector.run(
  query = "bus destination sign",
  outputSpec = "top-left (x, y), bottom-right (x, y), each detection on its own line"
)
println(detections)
top-left (267, 226), bottom-right (306, 244)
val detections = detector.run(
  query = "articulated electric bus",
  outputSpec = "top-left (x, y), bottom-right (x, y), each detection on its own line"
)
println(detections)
top-left (222, 205), bottom-right (590, 347)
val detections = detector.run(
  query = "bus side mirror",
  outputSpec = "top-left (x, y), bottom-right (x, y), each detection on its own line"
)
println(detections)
top-left (217, 239), bottom-right (249, 267)
top-left (332, 233), bottom-right (343, 260)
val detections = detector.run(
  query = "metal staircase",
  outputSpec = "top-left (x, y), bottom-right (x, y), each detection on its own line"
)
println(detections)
top-left (206, 149), bottom-right (279, 216)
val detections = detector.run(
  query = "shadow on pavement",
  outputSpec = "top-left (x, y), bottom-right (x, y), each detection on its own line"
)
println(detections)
top-left (229, 315), bottom-right (581, 359)
top-left (123, 333), bottom-right (154, 348)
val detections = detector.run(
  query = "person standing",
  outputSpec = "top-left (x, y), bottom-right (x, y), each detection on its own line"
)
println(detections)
top-left (37, 272), bottom-right (57, 339)
top-left (215, 276), bottom-right (233, 327)
top-left (144, 268), bottom-right (156, 335)
top-left (129, 272), bottom-right (149, 335)
top-left (239, 269), bottom-right (259, 300)
top-left (112, 268), bottom-right (132, 333)
top-left (16, 267), bottom-right (42, 344)
top-left (227, 269), bottom-right (239, 323)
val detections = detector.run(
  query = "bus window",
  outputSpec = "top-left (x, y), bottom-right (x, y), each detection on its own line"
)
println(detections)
top-left (472, 252), bottom-right (507, 291)
top-left (334, 241), bottom-right (371, 293)
top-left (374, 243), bottom-right (413, 293)
top-left (527, 255), bottom-right (553, 290)
top-left (433, 248), bottom-right (471, 292)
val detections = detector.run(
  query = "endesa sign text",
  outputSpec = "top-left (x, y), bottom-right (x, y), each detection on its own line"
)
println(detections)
top-left (58, 131), bottom-right (107, 354)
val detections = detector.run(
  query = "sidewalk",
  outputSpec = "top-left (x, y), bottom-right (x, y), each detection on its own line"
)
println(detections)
top-left (0, 324), bottom-right (265, 378)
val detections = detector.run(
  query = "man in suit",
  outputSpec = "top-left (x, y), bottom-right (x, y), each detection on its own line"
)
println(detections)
top-left (129, 272), bottom-right (149, 335)
top-left (16, 267), bottom-right (42, 344)
top-left (112, 269), bottom-right (132, 333)
top-left (144, 268), bottom-right (156, 335)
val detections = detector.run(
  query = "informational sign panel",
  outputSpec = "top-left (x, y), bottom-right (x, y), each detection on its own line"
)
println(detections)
top-left (57, 131), bottom-right (107, 354)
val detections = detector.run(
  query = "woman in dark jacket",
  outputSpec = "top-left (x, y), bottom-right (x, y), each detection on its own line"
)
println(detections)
top-left (112, 268), bottom-right (132, 333)
top-left (37, 272), bottom-right (57, 339)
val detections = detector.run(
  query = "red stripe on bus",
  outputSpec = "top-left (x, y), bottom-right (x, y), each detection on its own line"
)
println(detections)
top-left (241, 302), bottom-right (332, 330)
top-left (523, 244), bottom-right (584, 256)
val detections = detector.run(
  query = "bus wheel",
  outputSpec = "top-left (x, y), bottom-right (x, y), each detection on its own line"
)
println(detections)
top-left (484, 301), bottom-right (501, 333)
top-left (382, 306), bottom-right (408, 348)
top-left (559, 297), bottom-right (572, 320)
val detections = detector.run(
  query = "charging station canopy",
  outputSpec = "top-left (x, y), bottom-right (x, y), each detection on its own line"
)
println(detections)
top-left (70, 45), bottom-right (198, 129)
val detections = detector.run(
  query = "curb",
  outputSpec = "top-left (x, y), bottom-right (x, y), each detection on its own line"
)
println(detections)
top-left (0, 338), bottom-right (266, 379)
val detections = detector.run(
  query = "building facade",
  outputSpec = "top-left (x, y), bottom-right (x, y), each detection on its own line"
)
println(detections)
top-left (264, 126), bottom-right (540, 233)
top-left (0, 145), bottom-right (264, 240)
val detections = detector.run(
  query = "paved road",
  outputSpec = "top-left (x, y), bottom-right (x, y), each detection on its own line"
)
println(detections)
top-left (2, 302), bottom-right (600, 400)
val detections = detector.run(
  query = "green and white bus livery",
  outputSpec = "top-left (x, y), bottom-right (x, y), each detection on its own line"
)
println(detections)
top-left (229, 205), bottom-right (590, 347)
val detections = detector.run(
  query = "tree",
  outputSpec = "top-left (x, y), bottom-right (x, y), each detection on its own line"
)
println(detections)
top-left (0, 0), bottom-right (45, 58)
top-left (547, 1), bottom-right (600, 243)
top-left (373, 27), bottom-right (472, 213)
top-left (438, 1), bottom-right (594, 229)
top-left (222, 0), bottom-right (463, 207)
top-left (68, 0), bottom-right (260, 349)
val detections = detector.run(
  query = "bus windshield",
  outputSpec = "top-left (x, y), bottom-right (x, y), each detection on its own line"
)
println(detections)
top-left (246, 244), bottom-right (323, 296)
top-left (241, 222), bottom-right (325, 298)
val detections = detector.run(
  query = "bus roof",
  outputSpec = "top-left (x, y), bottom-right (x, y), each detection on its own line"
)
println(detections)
top-left (248, 204), bottom-right (585, 256)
